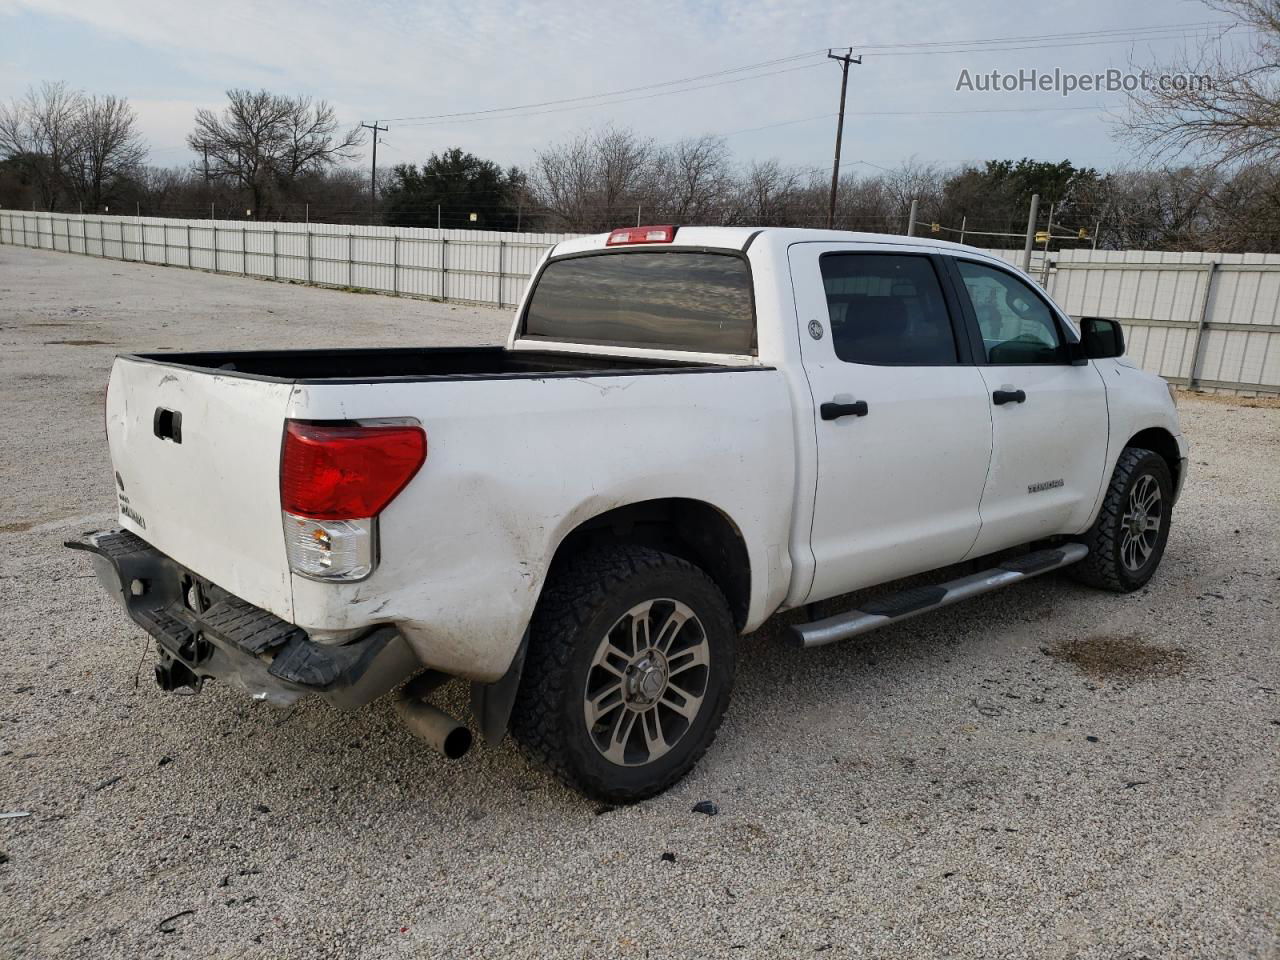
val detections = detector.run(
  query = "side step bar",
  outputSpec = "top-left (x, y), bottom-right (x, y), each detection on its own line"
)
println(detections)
top-left (791, 543), bottom-right (1088, 648)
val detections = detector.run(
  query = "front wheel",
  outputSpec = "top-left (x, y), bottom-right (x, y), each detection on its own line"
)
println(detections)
top-left (510, 545), bottom-right (736, 803)
top-left (1070, 446), bottom-right (1174, 592)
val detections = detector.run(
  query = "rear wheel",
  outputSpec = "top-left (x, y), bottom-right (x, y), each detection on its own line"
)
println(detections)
top-left (510, 545), bottom-right (736, 803)
top-left (1071, 446), bottom-right (1173, 592)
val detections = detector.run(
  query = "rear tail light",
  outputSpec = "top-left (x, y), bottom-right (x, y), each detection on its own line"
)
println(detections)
top-left (606, 225), bottom-right (676, 246)
top-left (280, 419), bottom-right (426, 582)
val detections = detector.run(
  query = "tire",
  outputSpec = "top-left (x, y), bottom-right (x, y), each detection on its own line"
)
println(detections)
top-left (1070, 446), bottom-right (1174, 592)
top-left (509, 545), bottom-right (737, 803)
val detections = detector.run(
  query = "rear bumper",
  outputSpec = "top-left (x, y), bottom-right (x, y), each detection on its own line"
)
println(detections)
top-left (66, 529), bottom-right (420, 709)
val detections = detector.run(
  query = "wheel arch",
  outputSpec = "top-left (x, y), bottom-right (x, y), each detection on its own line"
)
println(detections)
top-left (543, 497), bottom-right (752, 633)
top-left (1126, 426), bottom-right (1182, 492)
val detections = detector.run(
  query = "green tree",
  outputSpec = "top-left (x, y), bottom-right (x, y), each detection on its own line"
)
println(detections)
top-left (939, 159), bottom-right (1102, 247)
top-left (382, 148), bottom-right (525, 229)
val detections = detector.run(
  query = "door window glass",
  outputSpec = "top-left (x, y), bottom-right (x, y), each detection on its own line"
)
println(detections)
top-left (955, 261), bottom-right (1066, 364)
top-left (819, 254), bottom-right (958, 365)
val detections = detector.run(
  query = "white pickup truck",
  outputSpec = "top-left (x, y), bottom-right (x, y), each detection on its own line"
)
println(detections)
top-left (70, 225), bottom-right (1187, 802)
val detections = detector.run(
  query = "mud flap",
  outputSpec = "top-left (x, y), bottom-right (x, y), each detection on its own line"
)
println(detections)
top-left (470, 628), bottom-right (528, 747)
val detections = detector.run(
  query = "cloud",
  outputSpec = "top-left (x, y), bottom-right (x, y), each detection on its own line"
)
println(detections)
top-left (0, 0), bottom-right (1233, 172)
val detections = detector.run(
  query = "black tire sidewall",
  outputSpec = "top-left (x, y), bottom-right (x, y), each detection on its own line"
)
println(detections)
top-left (1107, 451), bottom-right (1173, 590)
top-left (550, 563), bottom-right (736, 800)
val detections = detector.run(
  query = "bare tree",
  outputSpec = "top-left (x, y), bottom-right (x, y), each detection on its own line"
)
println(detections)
top-left (1119, 1), bottom-right (1280, 166)
top-left (0, 81), bottom-right (83, 209)
top-left (532, 130), bottom-right (597, 230)
top-left (68, 95), bottom-right (146, 211)
top-left (730, 159), bottom-right (805, 225)
top-left (650, 135), bottom-right (733, 223)
top-left (188, 89), bottom-right (363, 215)
top-left (531, 126), bottom-right (655, 231)
top-left (880, 158), bottom-right (947, 231)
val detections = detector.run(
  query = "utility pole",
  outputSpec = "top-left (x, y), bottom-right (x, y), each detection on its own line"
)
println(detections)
top-left (1041, 201), bottom-right (1055, 283)
top-left (825, 48), bottom-right (862, 230)
top-left (1021, 193), bottom-right (1040, 272)
top-left (361, 121), bottom-right (388, 221)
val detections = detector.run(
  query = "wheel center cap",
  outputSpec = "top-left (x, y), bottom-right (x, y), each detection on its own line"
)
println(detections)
top-left (627, 654), bottom-right (668, 704)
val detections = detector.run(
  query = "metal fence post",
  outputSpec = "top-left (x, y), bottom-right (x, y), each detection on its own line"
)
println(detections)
top-left (497, 240), bottom-right (505, 307)
top-left (1186, 261), bottom-right (1220, 390)
top-left (162, 221), bottom-right (169, 264)
top-left (212, 223), bottom-right (218, 273)
top-left (440, 237), bottom-right (448, 300)
top-left (271, 227), bottom-right (278, 280)
top-left (306, 227), bottom-right (313, 284)
top-left (348, 232), bottom-right (354, 287)
top-left (242, 225), bottom-right (247, 276)
top-left (392, 235), bottom-right (399, 295)
top-left (186, 223), bottom-right (191, 266)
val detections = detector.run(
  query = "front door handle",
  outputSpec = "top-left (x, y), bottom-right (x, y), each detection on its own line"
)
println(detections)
top-left (820, 400), bottom-right (869, 420)
top-left (992, 389), bottom-right (1026, 406)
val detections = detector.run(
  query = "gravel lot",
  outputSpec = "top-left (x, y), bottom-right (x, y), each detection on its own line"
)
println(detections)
top-left (0, 244), bottom-right (1277, 960)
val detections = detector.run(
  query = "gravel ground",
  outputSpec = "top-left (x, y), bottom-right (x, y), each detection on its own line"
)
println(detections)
top-left (0, 245), bottom-right (1277, 960)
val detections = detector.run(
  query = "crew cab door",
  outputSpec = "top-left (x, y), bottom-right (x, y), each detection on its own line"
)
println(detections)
top-left (789, 244), bottom-right (994, 604)
top-left (942, 257), bottom-right (1109, 556)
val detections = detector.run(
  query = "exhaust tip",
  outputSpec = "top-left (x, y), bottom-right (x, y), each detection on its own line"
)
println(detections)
top-left (442, 726), bottom-right (473, 760)
top-left (394, 696), bottom-right (473, 760)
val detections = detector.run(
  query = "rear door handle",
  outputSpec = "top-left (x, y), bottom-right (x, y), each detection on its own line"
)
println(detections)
top-left (992, 389), bottom-right (1026, 406)
top-left (820, 400), bottom-right (869, 420)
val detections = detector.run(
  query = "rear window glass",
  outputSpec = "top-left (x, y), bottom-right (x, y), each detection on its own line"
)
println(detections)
top-left (522, 251), bottom-right (755, 354)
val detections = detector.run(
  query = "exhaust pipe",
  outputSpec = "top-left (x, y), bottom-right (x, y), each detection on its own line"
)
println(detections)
top-left (394, 695), bottom-right (472, 760)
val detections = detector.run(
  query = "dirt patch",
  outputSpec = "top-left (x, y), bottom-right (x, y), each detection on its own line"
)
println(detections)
top-left (43, 339), bottom-right (110, 346)
top-left (0, 520), bottom-right (37, 533)
top-left (1186, 391), bottom-right (1280, 410)
top-left (1045, 634), bottom-right (1188, 681)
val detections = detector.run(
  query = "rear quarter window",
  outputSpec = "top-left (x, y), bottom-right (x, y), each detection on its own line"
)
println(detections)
top-left (521, 251), bottom-right (755, 354)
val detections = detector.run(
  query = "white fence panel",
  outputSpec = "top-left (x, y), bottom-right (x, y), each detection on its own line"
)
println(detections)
top-left (3, 211), bottom-right (1276, 394)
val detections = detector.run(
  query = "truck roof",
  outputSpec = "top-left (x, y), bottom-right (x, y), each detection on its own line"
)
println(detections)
top-left (549, 226), bottom-right (992, 258)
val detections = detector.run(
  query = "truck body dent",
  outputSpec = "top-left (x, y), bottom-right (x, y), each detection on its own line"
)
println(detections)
top-left (285, 366), bottom-right (797, 681)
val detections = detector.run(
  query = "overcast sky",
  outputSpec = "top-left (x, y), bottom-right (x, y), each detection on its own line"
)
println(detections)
top-left (0, 0), bottom-right (1239, 177)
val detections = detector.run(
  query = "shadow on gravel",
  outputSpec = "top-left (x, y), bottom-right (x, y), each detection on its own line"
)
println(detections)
top-left (1043, 633), bottom-right (1188, 681)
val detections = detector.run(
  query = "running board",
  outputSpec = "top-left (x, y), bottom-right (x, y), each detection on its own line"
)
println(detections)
top-left (791, 543), bottom-right (1088, 648)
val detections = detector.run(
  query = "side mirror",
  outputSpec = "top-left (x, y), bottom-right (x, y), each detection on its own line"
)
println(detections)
top-left (1079, 317), bottom-right (1125, 359)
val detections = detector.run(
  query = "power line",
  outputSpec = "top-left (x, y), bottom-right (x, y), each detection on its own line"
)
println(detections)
top-left (377, 21), bottom-right (1224, 127)
top-left (383, 50), bottom-right (822, 122)
top-left (392, 62), bottom-right (828, 128)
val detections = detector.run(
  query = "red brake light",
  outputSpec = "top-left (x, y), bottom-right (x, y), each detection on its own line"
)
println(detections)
top-left (606, 225), bottom-right (676, 246)
top-left (281, 420), bottom-right (426, 520)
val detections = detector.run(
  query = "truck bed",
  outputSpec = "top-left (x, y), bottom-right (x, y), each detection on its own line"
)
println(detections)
top-left (131, 346), bottom-right (720, 382)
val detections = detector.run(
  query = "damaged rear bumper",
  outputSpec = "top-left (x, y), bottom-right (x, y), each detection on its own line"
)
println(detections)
top-left (66, 529), bottom-right (420, 709)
